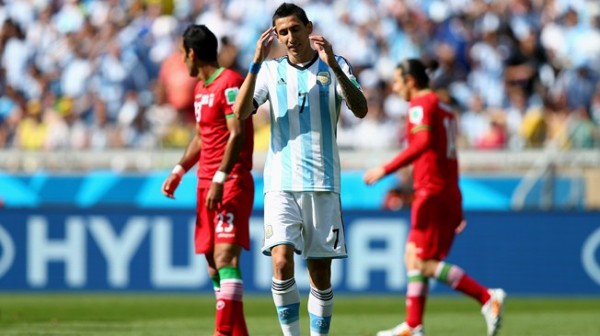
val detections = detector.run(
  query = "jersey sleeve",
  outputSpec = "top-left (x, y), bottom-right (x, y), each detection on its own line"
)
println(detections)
top-left (222, 79), bottom-right (241, 116)
top-left (334, 56), bottom-right (362, 99)
top-left (407, 98), bottom-right (436, 135)
top-left (383, 101), bottom-right (433, 174)
top-left (253, 62), bottom-right (270, 106)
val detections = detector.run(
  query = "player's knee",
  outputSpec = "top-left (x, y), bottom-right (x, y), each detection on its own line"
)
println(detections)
top-left (418, 259), bottom-right (439, 277)
top-left (213, 250), bottom-right (238, 269)
top-left (404, 243), bottom-right (419, 267)
top-left (308, 268), bottom-right (331, 289)
top-left (271, 254), bottom-right (294, 275)
top-left (406, 258), bottom-right (424, 273)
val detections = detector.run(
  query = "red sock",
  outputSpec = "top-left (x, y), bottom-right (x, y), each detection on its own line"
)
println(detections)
top-left (435, 262), bottom-right (491, 305)
top-left (216, 267), bottom-right (245, 336)
top-left (406, 296), bottom-right (427, 328)
top-left (215, 298), bottom-right (234, 335)
top-left (406, 271), bottom-right (428, 328)
top-left (455, 274), bottom-right (490, 305)
top-left (232, 301), bottom-right (248, 336)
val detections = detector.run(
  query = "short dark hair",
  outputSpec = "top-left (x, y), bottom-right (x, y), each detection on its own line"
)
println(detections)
top-left (272, 2), bottom-right (310, 26)
top-left (182, 24), bottom-right (218, 62)
top-left (398, 59), bottom-right (430, 89)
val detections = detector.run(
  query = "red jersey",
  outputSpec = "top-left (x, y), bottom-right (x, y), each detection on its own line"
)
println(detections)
top-left (384, 91), bottom-right (460, 195)
top-left (193, 68), bottom-right (254, 186)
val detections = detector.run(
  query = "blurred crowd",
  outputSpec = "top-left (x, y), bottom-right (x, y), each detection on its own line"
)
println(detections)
top-left (1, 0), bottom-right (600, 153)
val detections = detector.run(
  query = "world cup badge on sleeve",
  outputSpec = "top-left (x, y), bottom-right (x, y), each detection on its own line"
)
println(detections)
top-left (408, 106), bottom-right (424, 124)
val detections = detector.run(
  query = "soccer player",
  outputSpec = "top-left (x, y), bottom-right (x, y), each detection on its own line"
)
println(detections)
top-left (363, 59), bottom-right (506, 336)
top-left (161, 25), bottom-right (254, 336)
top-left (233, 3), bottom-right (367, 336)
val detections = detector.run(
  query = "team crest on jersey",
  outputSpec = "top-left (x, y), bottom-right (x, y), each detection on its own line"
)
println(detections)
top-left (317, 71), bottom-right (331, 85)
top-left (408, 106), bottom-right (424, 124)
top-left (224, 87), bottom-right (239, 105)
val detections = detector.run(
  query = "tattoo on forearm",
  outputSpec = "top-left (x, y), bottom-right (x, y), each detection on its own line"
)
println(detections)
top-left (333, 66), bottom-right (367, 117)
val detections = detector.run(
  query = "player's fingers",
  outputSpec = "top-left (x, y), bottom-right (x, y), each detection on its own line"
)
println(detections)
top-left (455, 220), bottom-right (467, 233)
top-left (364, 170), bottom-right (381, 185)
top-left (259, 27), bottom-right (275, 42)
top-left (161, 181), bottom-right (171, 196)
top-left (263, 36), bottom-right (274, 48)
top-left (262, 26), bottom-right (275, 36)
top-left (310, 36), bottom-right (329, 47)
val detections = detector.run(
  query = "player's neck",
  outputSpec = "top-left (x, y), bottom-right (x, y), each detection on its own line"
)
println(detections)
top-left (412, 89), bottom-right (431, 99)
top-left (288, 50), bottom-right (317, 66)
top-left (197, 63), bottom-right (220, 82)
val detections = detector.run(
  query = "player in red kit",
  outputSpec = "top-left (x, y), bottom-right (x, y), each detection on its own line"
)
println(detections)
top-left (161, 25), bottom-right (254, 336)
top-left (364, 59), bottom-right (505, 336)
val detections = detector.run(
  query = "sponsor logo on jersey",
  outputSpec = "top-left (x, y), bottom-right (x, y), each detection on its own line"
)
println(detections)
top-left (408, 106), bottom-right (424, 124)
top-left (224, 87), bottom-right (239, 105)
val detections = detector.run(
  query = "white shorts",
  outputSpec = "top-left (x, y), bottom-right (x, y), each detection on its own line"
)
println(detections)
top-left (262, 191), bottom-right (348, 259)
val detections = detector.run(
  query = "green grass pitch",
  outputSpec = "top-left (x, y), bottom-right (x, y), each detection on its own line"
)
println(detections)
top-left (0, 294), bottom-right (599, 335)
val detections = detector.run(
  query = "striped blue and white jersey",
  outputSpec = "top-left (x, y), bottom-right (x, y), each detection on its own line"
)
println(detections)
top-left (253, 54), bottom-right (361, 193)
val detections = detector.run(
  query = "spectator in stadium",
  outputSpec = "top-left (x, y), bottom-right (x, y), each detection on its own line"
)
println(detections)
top-left (14, 99), bottom-right (46, 150)
top-left (157, 43), bottom-right (198, 118)
top-left (160, 24), bottom-right (254, 336)
top-left (233, 3), bottom-right (367, 335)
top-left (363, 59), bottom-right (505, 336)
top-left (0, 85), bottom-right (22, 148)
top-left (2, 0), bottom-right (600, 155)
top-left (145, 80), bottom-right (179, 146)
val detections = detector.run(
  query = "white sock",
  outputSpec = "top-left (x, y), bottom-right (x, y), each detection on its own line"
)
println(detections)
top-left (308, 287), bottom-right (333, 336)
top-left (272, 277), bottom-right (301, 336)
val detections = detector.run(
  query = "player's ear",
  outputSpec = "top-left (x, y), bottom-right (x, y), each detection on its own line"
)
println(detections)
top-left (307, 21), bottom-right (313, 34)
top-left (406, 74), bottom-right (416, 89)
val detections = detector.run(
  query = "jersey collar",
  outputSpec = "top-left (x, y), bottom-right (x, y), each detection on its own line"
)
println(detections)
top-left (203, 67), bottom-right (225, 86)
top-left (287, 53), bottom-right (319, 70)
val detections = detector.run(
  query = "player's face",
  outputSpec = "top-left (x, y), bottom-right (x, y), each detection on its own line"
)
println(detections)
top-left (392, 68), bottom-right (409, 101)
top-left (274, 15), bottom-right (313, 59)
top-left (179, 40), bottom-right (198, 77)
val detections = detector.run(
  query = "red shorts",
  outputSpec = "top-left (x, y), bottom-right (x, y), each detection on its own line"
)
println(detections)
top-left (195, 172), bottom-right (254, 254)
top-left (408, 191), bottom-right (463, 260)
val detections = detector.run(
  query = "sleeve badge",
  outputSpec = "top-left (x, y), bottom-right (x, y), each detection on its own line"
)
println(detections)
top-left (408, 106), bottom-right (424, 124)
top-left (224, 87), bottom-right (239, 105)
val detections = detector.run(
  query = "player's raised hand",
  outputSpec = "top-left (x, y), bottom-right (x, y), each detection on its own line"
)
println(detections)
top-left (310, 35), bottom-right (335, 67)
top-left (253, 26), bottom-right (276, 63)
top-left (363, 166), bottom-right (386, 185)
top-left (162, 174), bottom-right (182, 199)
